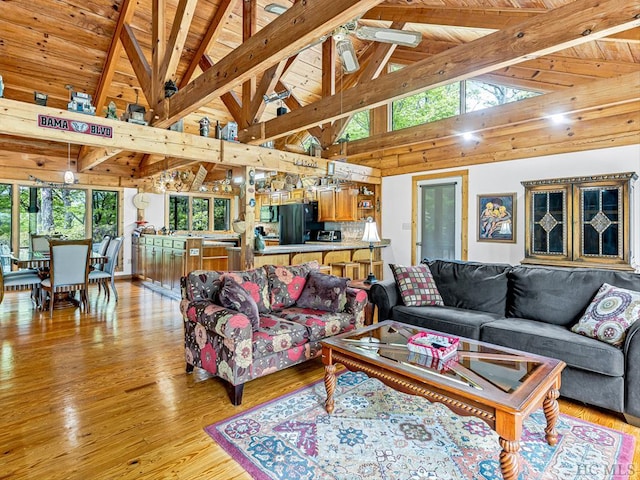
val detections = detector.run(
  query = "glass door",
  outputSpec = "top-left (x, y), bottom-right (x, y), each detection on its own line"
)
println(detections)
top-left (417, 180), bottom-right (461, 261)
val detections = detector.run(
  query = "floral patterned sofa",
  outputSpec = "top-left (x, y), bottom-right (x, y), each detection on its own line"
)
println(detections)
top-left (181, 262), bottom-right (369, 404)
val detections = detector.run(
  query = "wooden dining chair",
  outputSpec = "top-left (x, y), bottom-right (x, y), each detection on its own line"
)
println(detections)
top-left (89, 236), bottom-right (122, 302)
top-left (1, 267), bottom-right (42, 306)
top-left (40, 239), bottom-right (92, 317)
top-left (30, 234), bottom-right (50, 253)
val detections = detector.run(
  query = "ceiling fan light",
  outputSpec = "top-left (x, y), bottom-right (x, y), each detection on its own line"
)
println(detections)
top-left (336, 39), bottom-right (359, 73)
top-left (264, 3), bottom-right (288, 15)
top-left (356, 26), bottom-right (422, 47)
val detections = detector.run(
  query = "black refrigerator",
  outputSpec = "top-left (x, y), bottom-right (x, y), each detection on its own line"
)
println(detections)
top-left (279, 202), bottom-right (320, 245)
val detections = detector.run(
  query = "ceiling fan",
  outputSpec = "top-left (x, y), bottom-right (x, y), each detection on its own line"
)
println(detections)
top-left (264, 3), bottom-right (422, 73)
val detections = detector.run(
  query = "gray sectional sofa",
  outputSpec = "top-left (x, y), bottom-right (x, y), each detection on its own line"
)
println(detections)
top-left (370, 259), bottom-right (640, 426)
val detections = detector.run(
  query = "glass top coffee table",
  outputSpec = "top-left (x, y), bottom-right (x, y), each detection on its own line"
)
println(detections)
top-left (321, 320), bottom-right (566, 480)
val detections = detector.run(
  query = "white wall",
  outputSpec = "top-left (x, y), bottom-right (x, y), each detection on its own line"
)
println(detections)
top-left (120, 190), bottom-right (165, 276)
top-left (381, 144), bottom-right (640, 275)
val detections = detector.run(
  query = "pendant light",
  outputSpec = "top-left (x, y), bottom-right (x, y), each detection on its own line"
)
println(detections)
top-left (63, 142), bottom-right (75, 184)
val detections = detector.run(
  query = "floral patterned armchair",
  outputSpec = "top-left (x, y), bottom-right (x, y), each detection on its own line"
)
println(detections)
top-left (181, 262), bottom-right (369, 405)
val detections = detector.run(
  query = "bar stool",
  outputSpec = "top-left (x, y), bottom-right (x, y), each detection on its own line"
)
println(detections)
top-left (317, 265), bottom-right (332, 275)
top-left (330, 262), bottom-right (360, 280)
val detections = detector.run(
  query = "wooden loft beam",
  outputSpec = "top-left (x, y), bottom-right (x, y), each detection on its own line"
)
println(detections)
top-left (156, 0), bottom-right (386, 127)
top-left (179, 0), bottom-right (235, 88)
top-left (0, 98), bottom-right (380, 182)
top-left (161, 0), bottom-right (199, 83)
top-left (363, 5), bottom-right (639, 42)
top-left (248, 57), bottom-right (293, 126)
top-left (325, 72), bottom-right (640, 159)
top-left (138, 157), bottom-right (201, 178)
top-left (238, 0), bottom-right (640, 144)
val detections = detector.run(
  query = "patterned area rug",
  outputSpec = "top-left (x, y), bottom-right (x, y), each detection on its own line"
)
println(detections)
top-left (206, 372), bottom-right (636, 480)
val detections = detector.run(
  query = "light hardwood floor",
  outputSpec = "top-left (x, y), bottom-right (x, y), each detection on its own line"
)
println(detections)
top-left (1, 282), bottom-right (638, 479)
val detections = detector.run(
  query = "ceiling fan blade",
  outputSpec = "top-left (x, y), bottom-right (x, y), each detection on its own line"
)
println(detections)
top-left (355, 25), bottom-right (422, 48)
top-left (336, 38), bottom-right (360, 74)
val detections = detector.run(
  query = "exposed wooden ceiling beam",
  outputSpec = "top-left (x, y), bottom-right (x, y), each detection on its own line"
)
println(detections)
top-left (238, 0), bottom-right (639, 144)
top-left (156, 0), bottom-right (386, 127)
top-left (151, 0), bottom-right (166, 108)
top-left (326, 72), bottom-right (639, 160)
top-left (160, 0), bottom-right (199, 83)
top-left (363, 5), bottom-right (640, 42)
top-left (92, 0), bottom-right (137, 114)
top-left (77, 0), bottom-right (136, 172)
top-left (199, 55), bottom-right (243, 123)
top-left (179, 0), bottom-right (236, 88)
top-left (248, 59), bottom-right (290, 125)
top-left (241, 0), bottom-right (258, 127)
top-left (120, 24), bottom-right (152, 104)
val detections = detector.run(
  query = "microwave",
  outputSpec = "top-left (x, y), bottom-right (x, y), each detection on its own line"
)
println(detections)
top-left (260, 205), bottom-right (278, 222)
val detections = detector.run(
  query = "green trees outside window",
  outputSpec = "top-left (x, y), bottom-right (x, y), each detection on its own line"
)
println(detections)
top-left (192, 197), bottom-right (210, 231)
top-left (92, 190), bottom-right (118, 241)
top-left (169, 195), bottom-right (189, 231)
top-left (214, 198), bottom-right (230, 231)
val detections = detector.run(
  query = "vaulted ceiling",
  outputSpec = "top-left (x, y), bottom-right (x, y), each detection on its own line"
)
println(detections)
top-left (0, 0), bottom-right (638, 186)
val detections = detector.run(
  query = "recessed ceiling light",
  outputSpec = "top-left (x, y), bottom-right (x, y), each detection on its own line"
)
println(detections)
top-left (265, 3), bottom-right (288, 15)
top-left (550, 114), bottom-right (568, 124)
top-left (462, 132), bottom-right (476, 142)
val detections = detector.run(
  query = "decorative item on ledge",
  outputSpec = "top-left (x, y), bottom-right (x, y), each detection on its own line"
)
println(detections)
top-left (362, 217), bottom-right (381, 284)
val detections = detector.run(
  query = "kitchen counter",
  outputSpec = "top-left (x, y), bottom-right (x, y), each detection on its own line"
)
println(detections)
top-left (226, 240), bottom-right (388, 276)
top-left (227, 240), bottom-right (389, 255)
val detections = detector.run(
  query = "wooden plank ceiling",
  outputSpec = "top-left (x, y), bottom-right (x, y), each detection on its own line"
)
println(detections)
top-left (0, 0), bottom-right (638, 186)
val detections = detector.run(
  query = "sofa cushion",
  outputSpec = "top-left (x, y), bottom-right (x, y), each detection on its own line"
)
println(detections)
top-left (218, 276), bottom-right (260, 330)
top-left (425, 259), bottom-right (510, 315)
top-left (507, 265), bottom-right (640, 327)
top-left (266, 262), bottom-right (318, 310)
top-left (183, 270), bottom-right (222, 302)
top-left (220, 268), bottom-right (271, 313)
top-left (481, 318), bottom-right (625, 377)
top-left (571, 283), bottom-right (640, 348)
top-left (296, 271), bottom-right (348, 313)
top-left (253, 314), bottom-right (309, 358)
top-left (280, 307), bottom-right (356, 341)
top-left (390, 264), bottom-right (443, 307)
top-left (391, 305), bottom-right (502, 340)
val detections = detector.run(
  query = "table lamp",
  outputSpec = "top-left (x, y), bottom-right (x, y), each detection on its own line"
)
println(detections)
top-left (362, 218), bottom-right (381, 284)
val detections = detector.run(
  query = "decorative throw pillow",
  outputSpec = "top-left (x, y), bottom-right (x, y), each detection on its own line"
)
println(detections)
top-left (220, 267), bottom-right (271, 313)
top-left (390, 263), bottom-right (444, 307)
top-left (296, 271), bottom-right (348, 313)
top-left (571, 283), bottom-right (640, 348)
top-left (218, 276), bottom-right (260, 330)
top-left (266, 261), bottom-right (319, 310)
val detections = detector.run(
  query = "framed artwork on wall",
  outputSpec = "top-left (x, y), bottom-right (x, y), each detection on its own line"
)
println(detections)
top-left (477, 193), bottom-right (516, 243)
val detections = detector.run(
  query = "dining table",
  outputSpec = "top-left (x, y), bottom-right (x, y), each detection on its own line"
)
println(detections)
top-left (10, 251), bottom-right (108, 310)
top-left (10, 250), bottom-right (108, 270)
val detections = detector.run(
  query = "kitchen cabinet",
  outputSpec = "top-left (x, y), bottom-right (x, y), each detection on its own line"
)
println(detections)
top-left (255, 193), bottom-right (269, 221)
top-left (132, 236), bottom-right (215, 292)
top-left (317, 187), bottom-right (358, 221)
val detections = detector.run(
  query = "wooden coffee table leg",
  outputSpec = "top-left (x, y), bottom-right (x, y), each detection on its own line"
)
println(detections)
top-left (543, 386), bottom-right (560, 446)
top-left (324, 363), bottom-right (336, 414)
top-left (499, 438), bottom-right (520, 480)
